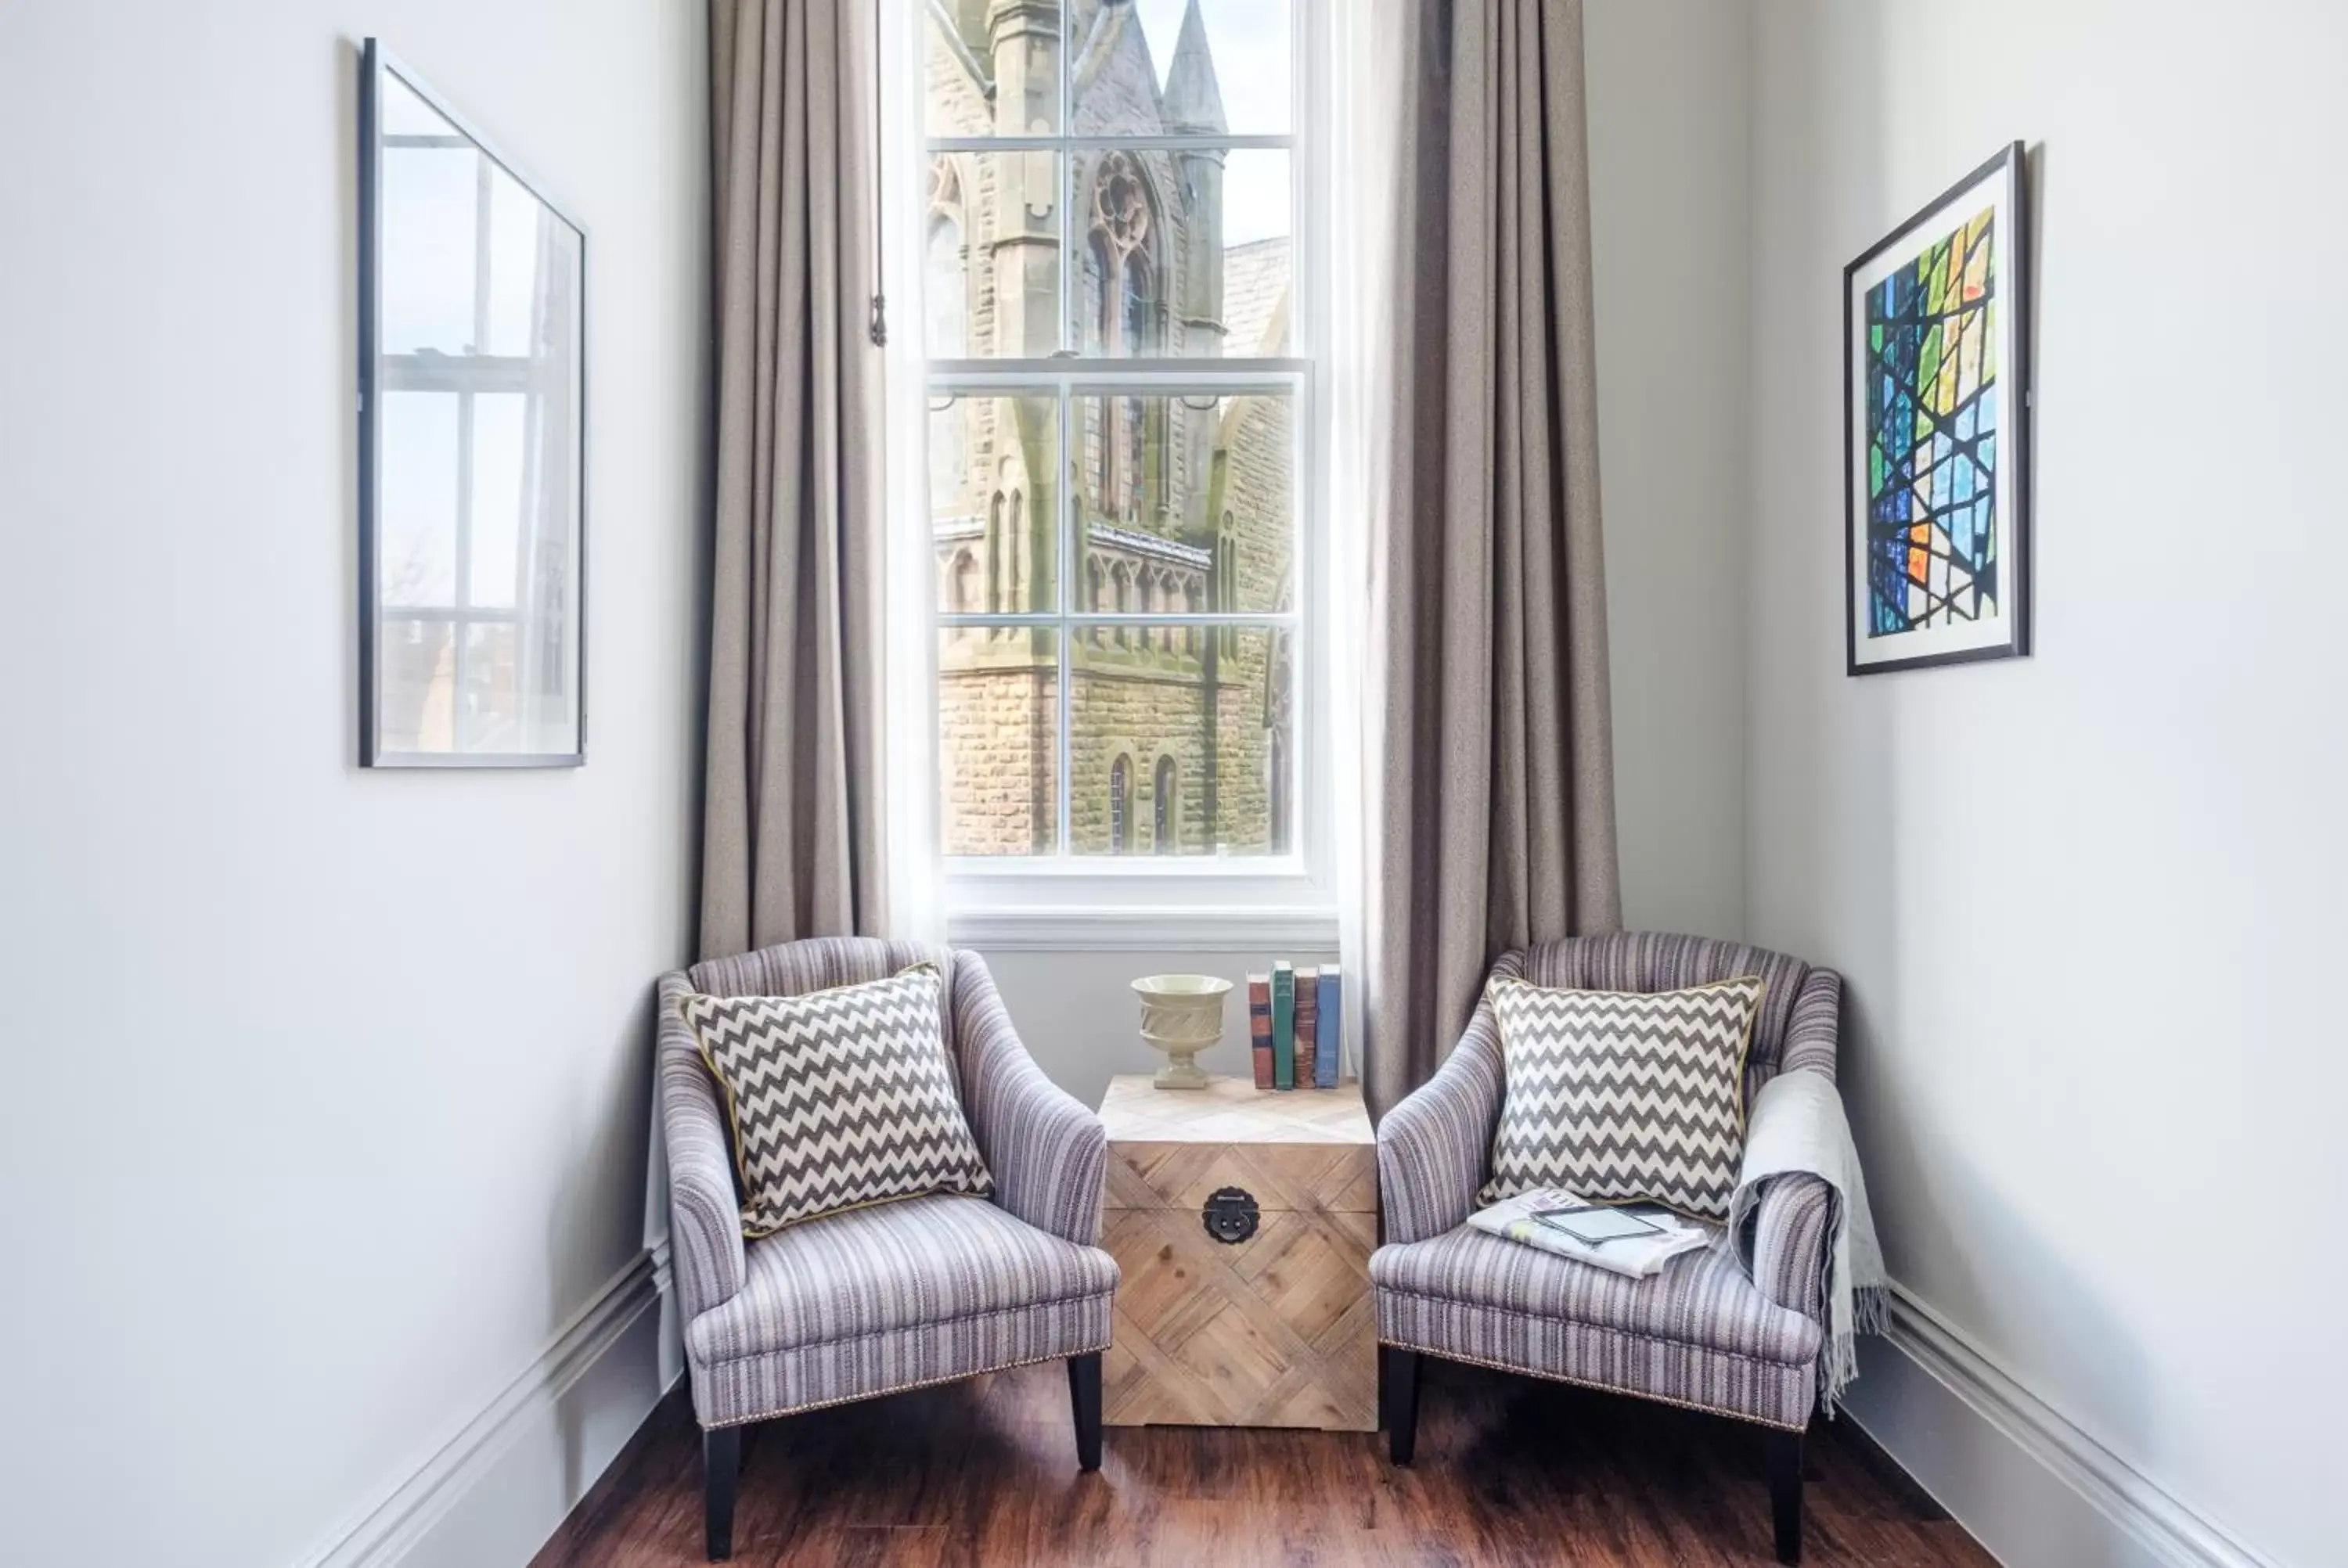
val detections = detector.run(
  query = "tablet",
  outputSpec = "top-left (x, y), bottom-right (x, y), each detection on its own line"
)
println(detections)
top-left (1531, 1205), bottom-right (1666, 1246)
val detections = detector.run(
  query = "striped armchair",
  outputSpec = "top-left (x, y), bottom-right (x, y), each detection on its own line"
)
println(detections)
top-left (659, 938), bottom-right (1118, 1560)
top-left (1373, 933), bottom-right (1843, 1566)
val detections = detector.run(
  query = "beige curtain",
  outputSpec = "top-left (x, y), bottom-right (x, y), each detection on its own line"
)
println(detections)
top-left (1361, 0), bottom-right (1621, 1114)
top-left (700, 0), bottom-right (888, 958)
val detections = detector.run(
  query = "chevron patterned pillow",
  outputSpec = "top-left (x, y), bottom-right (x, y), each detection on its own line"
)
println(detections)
top-left (679, 963), bottom-right (992, 1236)
top-left (1477, 973), bottom-right (1765, 1222)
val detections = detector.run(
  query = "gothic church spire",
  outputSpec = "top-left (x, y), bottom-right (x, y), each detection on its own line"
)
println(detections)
top-left (1161, 0), bottom-right (1227, 135)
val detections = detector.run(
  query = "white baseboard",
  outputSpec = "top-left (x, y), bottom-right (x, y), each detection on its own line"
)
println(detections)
top-left (297, 1243), bottom-right (680, 1568)
top-left (1846, 1284), bottom-right (2278, 1568)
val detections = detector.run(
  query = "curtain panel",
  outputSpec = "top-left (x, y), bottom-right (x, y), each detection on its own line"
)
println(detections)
top-left (1359, 0), bottom-right (1622, 1115)
top-left (700, 0), bottom-right (890, 958)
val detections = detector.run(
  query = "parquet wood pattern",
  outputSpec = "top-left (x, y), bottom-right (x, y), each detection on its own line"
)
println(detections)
top-left (1101, 1075), bottom-right (1380, 1432)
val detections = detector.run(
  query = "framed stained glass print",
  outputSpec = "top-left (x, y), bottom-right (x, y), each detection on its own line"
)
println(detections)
top-left (358, 39), bottom-right (586, 764)
top-left (1844, 142), bottom-right (2031, 676)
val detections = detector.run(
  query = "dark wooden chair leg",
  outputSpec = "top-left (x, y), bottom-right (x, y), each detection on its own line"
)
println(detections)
top-left (1386, 1348), bottom-right (1421, 1466)
top-left (1766, 1426), bottom-right (1804, 1565)
top-left (704, 1424), bottom-right (741, 1562)
top-left (1067, 1352), bottom-right (1104, 1471)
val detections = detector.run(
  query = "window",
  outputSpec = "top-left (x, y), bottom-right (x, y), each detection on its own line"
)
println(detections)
top-left (1109, 754), bottom-right (1131, 854)
top-left (1154, 755), bottom-right (1178, 854)
top-left (1122, 253), bottom-right (1153, 351)
top-left (922, 0), bottom-right (1308, 871)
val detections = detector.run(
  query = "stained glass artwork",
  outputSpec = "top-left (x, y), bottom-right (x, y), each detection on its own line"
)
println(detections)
top-left (1843, 142), bottom-right (2029, 675)
top-left (1863, 206), bottom-right (1999, 636)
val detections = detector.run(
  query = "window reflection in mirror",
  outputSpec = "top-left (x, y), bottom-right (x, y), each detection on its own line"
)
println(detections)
top-left (364, 52), bottom-right (583, 764)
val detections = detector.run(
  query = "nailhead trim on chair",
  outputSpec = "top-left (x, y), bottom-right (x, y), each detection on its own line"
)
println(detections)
top-left (697, 1331), bottom-right (1118, 1430)
top-left (1376, 1336), bottom-right (1814, 1433)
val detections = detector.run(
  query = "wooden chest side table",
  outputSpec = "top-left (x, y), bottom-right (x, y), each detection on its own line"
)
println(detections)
top-left (1097, 1074), bottom-right (1378, 1432)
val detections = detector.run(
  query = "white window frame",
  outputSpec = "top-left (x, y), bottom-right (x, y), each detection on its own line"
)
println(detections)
top-left (913, 0), bottom-right (1338, 951)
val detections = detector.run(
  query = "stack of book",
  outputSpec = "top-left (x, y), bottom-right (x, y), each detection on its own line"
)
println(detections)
top-left (1467, 1189), bottom-right (1712, 1279)
top-left (1248, 961), bottom-right (1342, 1090)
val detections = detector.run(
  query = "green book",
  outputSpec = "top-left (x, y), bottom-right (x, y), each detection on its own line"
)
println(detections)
top-left (1271, 960), bottom-right (1296, 1089)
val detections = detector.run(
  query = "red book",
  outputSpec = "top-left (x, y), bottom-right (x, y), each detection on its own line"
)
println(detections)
top-left (1294, 968), bottom-right (1319, 1093)
top-left (1248, 973), bottom-right (1273, 1089)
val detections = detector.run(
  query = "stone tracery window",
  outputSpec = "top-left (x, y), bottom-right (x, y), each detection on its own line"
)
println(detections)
top-left (1007, 489), bottom-right (1026, 612)
top-left (1089, 156), bottom-right (1159, 516)
top-left (1153, 755), bottom-right (1177, 854)
top-left (1092, 154), bottom-right (1154, 322)
top-left (1109, 753), bottom-right (1131, 855)
top-left (1122, 254), bottom-right (1153, 351)
top-left (986, 491), bottom-right (1005, 615)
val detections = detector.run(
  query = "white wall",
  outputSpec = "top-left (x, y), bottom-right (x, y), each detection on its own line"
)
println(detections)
top-left (1585, 0), bottom-right (1752, 939)
top-left (981, 944), bottom-right (1341, 1115)
top-left (0, 2), bottom-right (707, 1563)
top-left (1745, 5), bottom-right (2347, 1565)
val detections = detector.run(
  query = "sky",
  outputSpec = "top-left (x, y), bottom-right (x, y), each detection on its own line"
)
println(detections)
top-left (1131, 0), bottom-right (1292, 137)
top-left (1129, 0), bottom-right (1292, 246)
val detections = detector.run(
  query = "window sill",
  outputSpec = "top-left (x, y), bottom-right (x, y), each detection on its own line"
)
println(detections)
top-left (945, 902), bottom-right (1340, 953)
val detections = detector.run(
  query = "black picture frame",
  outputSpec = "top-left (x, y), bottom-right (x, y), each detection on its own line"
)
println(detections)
top-left (1842, 141), bottom-right (2031, 677)
top-left (358, 38), bottom-right (589, 766)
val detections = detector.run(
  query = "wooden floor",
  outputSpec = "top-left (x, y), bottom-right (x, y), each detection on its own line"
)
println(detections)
top-left (535, 1357), bottom-right (1993, 1567)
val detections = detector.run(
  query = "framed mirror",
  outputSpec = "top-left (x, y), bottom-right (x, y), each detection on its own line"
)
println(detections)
top-left (358, 40), bottom-right (585, 767)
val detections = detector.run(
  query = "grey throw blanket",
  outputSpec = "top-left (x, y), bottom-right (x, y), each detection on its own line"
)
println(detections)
top-left (1727, 1067), bottom-right (1888, 1412)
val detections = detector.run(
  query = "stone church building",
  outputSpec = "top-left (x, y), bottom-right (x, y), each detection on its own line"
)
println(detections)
top-left (927, 0), bottom-right (1295, 857)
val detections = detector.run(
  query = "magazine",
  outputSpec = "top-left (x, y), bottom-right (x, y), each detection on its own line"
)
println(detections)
top-left (1468, 1189), bottom-right (1713, 1279)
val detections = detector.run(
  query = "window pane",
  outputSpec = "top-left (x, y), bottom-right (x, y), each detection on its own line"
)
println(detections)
top-left (1073, 0), bottom-right (1291, 137)
top-left (460, 622), bottom-right (520, 752)
top-left (924, 152), bottom-right (1064, 358)
top-left (927, 0), bottom-right (1061, 136)
top-left (379, 618), bottom-right (455, 753)
top-left (1068, 624), bottom-right (1292, 857)
top-left (380, 77), bottom-right (477, 355)
top-left (381, 145), bottom-right (477, 354)
top-left (1075, 393), bottom-right (1292, 615)
top-left (1068, 148), bottom-right (1288, 357)
top-left (482, 162), bottom-right (546, 358)
top-left (938, 627), bottom-right (1061, 856)
top-left (380, 390), bottom-right (458, 607)
top-left (468, 392), bottom-right (527, 609)
top-left (931, 394), bottom-right (1060, 615)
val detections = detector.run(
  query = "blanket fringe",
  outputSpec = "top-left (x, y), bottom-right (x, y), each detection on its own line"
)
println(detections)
top-left (1820, 1282), bottom-right (1892, 1415)
top-left (1728, 1071), bottom-right (1890, 1421)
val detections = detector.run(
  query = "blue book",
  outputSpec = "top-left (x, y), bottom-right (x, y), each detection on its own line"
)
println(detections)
top-left (1313, 964), bottom-right (1341, 1088)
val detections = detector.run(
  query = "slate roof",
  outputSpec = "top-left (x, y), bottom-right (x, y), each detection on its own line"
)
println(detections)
top-left (1221, 236), bottom-right (1291, 358)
